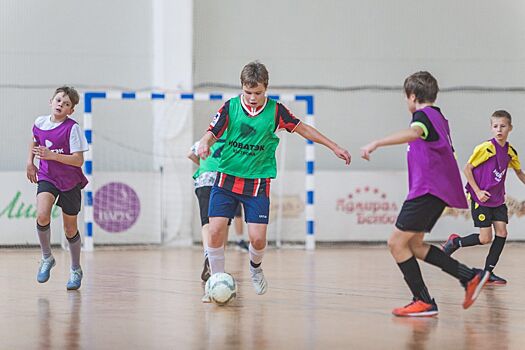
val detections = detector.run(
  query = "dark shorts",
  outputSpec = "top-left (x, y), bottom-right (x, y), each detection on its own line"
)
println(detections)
top-left (395, 194), bottom-right (446, 233)
top-left (37, 180), bottom-right (82, 216)
top-left (209, 186), bottom-right (269, 224)
top-left (195, 186), bottom-right (231, 226)
top-left (471, 200), bottom-right (508, 228)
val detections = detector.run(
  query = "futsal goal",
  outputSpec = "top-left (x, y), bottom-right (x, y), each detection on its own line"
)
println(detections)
top-left (82, 91), bottom-right (316, 251)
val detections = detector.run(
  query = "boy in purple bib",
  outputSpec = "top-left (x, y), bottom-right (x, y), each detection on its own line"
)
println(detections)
top-left (442, 110), bottom-right (525, 285)
top-left (26, 86), bottom-right (88, 290)
top-left (361, 71), bottom-right (487, 317)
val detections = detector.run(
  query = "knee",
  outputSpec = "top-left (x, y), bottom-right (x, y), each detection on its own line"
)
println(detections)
top-left (36, 214), bottom-right (50, 227)
top-left (479, 235), bottom-right (493, 245)
top-left (208, 227), bottom-right (223, 246)
top-left (497, 231), bottom-right (508, 239)
top-left (250, 237), bottom-right (266, 250)
top-left (63, 224), bottom-right (78, 238)
top-left (495, 226), bottom-right (508, 239)
top-left (387, 236), bottom-right (401, 254)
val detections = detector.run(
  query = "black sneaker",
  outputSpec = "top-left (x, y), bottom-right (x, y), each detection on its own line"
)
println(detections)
top-left (473, 268), bottom-right (507, 286)
top-left (201, 257), bottom-right (210, 282)
top-left (487, 273), bottom-right (507, 286)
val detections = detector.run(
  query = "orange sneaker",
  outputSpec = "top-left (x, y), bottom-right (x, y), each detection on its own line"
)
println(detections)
top-left (392, 299), bottom-right (438, 317)
top-left (463, 270), bottom-right (490, 309)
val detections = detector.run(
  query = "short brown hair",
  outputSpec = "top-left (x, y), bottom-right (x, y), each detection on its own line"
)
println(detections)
top-left (403, 71), bottom-right (439, 103)
top-left (240, 61), bottom-right (269, 88)
top-left (491, 110), bottom-right (512, 124)
top-left (53, 86), bottom-right (80, 107)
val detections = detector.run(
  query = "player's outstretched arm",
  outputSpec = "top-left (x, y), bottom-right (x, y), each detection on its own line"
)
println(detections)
top-left (294, 123), bottom-right (351, 165)
top-left (360, 126), bottom-right (423, 161)
top-left (197, 131), bottom-right (217, 160)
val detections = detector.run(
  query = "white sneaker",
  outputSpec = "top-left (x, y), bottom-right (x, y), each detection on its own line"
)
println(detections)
top-left (202, 278), bottom-right (212, 303)
top-left (250, 267), bottom-right (268, 295)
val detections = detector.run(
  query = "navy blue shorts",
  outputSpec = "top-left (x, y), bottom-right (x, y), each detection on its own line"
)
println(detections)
top-left (208, 186), bottom-right (269, 224)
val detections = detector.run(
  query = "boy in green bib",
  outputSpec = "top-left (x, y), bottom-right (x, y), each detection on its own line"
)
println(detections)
top-left (197, 61), bottom-right (351, 301)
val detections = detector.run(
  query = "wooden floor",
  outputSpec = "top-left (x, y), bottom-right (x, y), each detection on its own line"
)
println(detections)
top-left (1, 244), bottom-right (524, 350)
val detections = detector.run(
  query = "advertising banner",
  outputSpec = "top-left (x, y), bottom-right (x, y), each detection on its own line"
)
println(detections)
top-left (0, 172), bottom-right (162, 245)
top-left (267, 171), bottom-right (525, 242)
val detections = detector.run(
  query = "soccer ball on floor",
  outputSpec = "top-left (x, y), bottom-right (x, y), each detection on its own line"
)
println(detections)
top-left (206, 272), bottom-right (237, 306)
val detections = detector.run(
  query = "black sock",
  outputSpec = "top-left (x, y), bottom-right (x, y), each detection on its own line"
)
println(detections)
top-left (485, 236), bottom-right (506, 272)
top-left (250, 261), bottom-right (261, 269)
top-left (457, 234), bottom-right (481, 247)
top-left (424, 245), bottom-right (474, 283)
top-left (397, 256), bottom-right (432, 304)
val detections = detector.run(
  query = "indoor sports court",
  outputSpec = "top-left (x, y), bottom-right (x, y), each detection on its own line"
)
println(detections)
top-left (2, 1), bottom-right (525, 349)
top-left (1, 246), bottom-right (525, 349)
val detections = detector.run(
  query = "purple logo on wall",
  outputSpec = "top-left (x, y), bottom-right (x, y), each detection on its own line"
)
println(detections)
top-left (94, 182), bottom-right (140, 233)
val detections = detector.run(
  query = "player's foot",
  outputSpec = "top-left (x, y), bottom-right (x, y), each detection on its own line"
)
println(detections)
top-left (487, 272), bottom-right (507, 286)
top-left (37, 255), bottom-right (56, 283)
top-left (392, 298), bottom-right (438, 317)
top-left (473, 268), bottom-right (507, 286)
top-left (463, 269), bottom-right (489, 309)
top-left (236, 240), bottom-right (249, 252)
top-left (250, 266), bottom-right (268, 295)
top-left (442, 233), bottom-right (460, 255)
top-left (66, 267), bottom-right (83, 290)
top-left (202, 278), bottom-right (211, 303)
top-left (201, 257), bottom-right (211, 282)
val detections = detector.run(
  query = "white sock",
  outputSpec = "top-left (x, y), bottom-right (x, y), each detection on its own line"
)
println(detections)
top-left (249, 243), bottom-right (266, 269)
top-left (207, 246), bottom-right (225, 274)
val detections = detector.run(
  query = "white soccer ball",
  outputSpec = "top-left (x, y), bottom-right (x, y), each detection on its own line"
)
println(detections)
top-left (207, 272), bottom-right (237, 306)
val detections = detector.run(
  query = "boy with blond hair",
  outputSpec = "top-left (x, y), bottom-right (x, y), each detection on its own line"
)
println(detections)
top-left (442, 110), bottom-right (525, 285)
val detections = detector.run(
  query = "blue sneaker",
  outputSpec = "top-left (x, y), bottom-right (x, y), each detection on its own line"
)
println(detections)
top-left (66, 268), bottom-right (83, 290)
top-left (442, 234), bottom-right (460, 255)
top-left (37, 256), bottom-right (56, 283)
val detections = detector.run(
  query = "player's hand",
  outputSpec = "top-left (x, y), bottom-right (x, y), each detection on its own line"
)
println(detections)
top-left (26, 163), bottom-right (38, 183)
top-left (33, 146), bottom-right (56, 161)
top-left (334, 147), bottom-right (351, 165)
top-left (360, 141), bottom-right (378, 161)
top-left (197, 143), bottom-right (210, 160)
top-left (475, 189), bottom-right (491, 202)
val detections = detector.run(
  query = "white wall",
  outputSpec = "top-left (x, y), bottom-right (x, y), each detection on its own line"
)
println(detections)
top-left (2, 1), bottom-right (525, 243)
top-left (193, 0), bottom-right (525, 171)
top-left (1, 0), bottom-right (194, 244)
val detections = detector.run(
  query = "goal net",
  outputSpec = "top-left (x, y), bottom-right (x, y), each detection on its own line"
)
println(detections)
top-left (83, 91), bottom-right (315, 250)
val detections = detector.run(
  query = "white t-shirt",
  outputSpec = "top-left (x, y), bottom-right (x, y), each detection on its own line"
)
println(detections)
top-left (34, 115), bottom-right (89, 153)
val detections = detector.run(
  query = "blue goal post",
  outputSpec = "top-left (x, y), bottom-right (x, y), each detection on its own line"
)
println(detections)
top-left (83, 91), bottom-right (316, 251)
